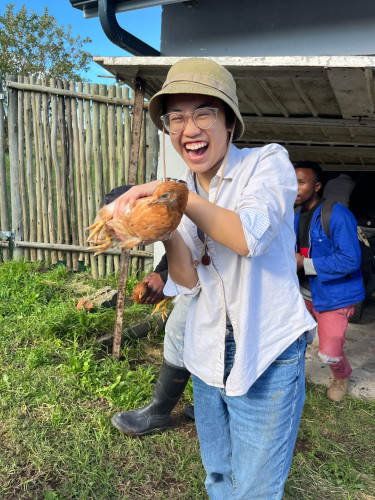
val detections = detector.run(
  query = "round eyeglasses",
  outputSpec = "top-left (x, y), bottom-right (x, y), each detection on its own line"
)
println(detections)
top-left (160, 107), bottom-right (219, 134)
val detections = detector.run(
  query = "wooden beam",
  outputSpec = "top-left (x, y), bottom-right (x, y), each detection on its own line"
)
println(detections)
top-left (242, 116), bottom-right (375, 128)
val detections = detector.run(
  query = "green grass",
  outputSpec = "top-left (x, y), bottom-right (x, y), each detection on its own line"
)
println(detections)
top-left (0, 260), bottom-right (374, 499)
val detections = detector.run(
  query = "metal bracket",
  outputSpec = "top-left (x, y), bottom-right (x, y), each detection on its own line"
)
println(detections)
top-left (0, 229), bottom-right (14, 241)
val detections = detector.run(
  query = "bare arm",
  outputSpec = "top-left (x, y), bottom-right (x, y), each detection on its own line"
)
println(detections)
top-left (163, 230), bottom-right (198, 289)
top-left (185, 191), bottom-right (248, 256)
top-left (112, 181), bottom-right (248, 254)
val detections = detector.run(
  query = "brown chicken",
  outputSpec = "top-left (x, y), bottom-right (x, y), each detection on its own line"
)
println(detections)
top-left (132, 280), bottom-right (173, 321)
top-left (86, 180), bottom-right (189, 256)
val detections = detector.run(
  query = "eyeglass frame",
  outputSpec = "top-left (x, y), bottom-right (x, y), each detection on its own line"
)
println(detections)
top-left (160, 107), bottom-right (220, 134)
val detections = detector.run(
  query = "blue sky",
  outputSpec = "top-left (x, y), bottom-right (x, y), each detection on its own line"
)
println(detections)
top-left (2, 1), bottom-right (162, 83)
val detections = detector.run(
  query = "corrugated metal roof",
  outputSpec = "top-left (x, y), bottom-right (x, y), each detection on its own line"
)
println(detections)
top-left (94, 55), bottom-right (375, 171)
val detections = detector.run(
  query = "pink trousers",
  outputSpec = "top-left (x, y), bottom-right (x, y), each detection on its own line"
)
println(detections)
top-left (304, 299), bottom-right (354, 379)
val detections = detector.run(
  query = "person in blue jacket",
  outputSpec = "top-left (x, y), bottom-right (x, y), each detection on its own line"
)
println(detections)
top-left (294, 161), bottom-right (365, 402)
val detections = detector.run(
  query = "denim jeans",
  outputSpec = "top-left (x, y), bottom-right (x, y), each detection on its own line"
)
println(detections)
top-left (193, 332), bottom-right (307, 500)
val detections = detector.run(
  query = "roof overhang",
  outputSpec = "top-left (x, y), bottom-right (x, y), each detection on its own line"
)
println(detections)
top-left (94, 55), bottom-right (375, 171)
top-left (70, 0), bottom-right (185, 18)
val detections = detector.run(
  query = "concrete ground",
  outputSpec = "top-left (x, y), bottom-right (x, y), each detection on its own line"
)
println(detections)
top-left (305, 300), bottom-right (375, 400)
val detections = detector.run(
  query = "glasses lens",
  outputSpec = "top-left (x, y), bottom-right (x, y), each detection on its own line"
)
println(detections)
top-left (193, 108), bottom-right (217, 129)
top-left (161, 108), bottom-right (218, 134)
top-left (163, 113), bottom-right (184, 133)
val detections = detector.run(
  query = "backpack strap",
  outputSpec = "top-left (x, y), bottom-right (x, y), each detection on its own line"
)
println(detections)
top-left (321, 199), bottom-right (336, 238)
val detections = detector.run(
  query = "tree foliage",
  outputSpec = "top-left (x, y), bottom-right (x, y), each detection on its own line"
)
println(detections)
top-left (0, 3), bottom-right (93, 81)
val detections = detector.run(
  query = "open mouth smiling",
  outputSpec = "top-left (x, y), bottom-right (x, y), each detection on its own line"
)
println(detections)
top-left (185, 142), bottom-right (208, 158)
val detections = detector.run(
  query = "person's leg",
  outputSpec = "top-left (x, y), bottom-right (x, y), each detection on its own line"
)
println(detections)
top-left (229, 333), bottom-right (307, 499)
top-left (193, 333), bottom-right (307, 500)
top-left (309, 303), bottom-right (354, 401)
top-left (192, 334), bottom-right (236, 499)
top-left (163, 295), bottom-right (191, 367)
top-left (111, 295), bottom-right (192, 435)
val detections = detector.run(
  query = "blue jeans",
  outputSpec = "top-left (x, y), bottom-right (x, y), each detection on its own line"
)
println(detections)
top-left (193, 332), bottom-right (307, 500)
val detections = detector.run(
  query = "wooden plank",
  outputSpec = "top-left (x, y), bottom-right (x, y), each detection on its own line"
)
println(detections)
top-left (41, 80), bottom-right (57, 264)
top-left (0, 74), bottom-right (10, 261)
top-left (6, 80), bottom-right (145, 107)
top-left (84, 82), bottom-right (98, 278)
top-left (91, 83), bottom-right (105, 277)
top-left (77, 82), bottom-right (89, 266)
top-left (17, 76), bottom-right (29, 260)
top-left (64, 80), bottom-right (79, 271)
top-left (7, 76), bottom-right (23, 260)
top-left (50, 78), bottom-right (63, 261)
top-left (57, 80), bottom-right (73, 270)
top-left (23, 77), bottom-right (37, 261)
top-left (326, 67), bottom-right (375, 119)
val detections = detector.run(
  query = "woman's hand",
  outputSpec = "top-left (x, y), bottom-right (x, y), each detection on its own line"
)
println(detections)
top-left (113, 180), bottom-right (160, 218)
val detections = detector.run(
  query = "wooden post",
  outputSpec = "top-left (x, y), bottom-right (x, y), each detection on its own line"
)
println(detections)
top-left (112, 78), bottom-right (145, 360)
top-left (7, 76), bottom-right (24, 260)
top-left (0, 74), bottom-right (10, 261)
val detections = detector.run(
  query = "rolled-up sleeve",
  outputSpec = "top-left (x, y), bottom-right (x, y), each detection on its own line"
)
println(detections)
top-left (164, 277), bottom-right (201, 297)
top-left (236, 145), bottom-right (297, 257)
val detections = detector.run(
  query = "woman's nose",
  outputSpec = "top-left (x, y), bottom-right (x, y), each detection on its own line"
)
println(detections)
top-left (183, 114), bottom-right (201, 135)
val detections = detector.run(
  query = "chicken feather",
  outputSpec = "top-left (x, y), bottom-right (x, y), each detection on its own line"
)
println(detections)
top-left (86, 181), bottom-right (189, 256)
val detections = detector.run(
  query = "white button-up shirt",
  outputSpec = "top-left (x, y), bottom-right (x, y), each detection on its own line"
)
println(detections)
top-left (164, 143), bottom-right (316, 396)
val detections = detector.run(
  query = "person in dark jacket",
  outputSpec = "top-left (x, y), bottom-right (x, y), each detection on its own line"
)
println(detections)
top-left (294, 162), bottom-right (365, 402)
top-left (104, 185), bottom-right (194, 435)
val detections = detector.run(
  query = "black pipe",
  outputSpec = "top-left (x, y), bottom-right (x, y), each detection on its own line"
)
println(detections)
top-left (98, 0), bottom-right (160, 56)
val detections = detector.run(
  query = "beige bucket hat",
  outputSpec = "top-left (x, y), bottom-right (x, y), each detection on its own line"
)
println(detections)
top-left (149, 58), bottom-right (245, 141)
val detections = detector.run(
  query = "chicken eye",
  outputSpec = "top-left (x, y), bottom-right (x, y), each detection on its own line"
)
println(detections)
top-left (159, 193), bottom-right (170, 199)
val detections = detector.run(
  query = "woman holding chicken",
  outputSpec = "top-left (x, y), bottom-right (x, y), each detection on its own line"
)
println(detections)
top-left (112, 58), bottom-right (315, 499)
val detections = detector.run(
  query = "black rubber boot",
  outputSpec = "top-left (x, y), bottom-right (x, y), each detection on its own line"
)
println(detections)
top-left (183, 404), bottom-right (195, 420)
top-left (111, 360), bottom-right (190, 436)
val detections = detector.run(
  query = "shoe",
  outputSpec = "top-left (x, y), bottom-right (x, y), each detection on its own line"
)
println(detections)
top-left (327, 377), bottom-right (349, 402)
top-left (111, 360), bottom-right (190, 436)
top-left (183, 405), bottom-right (195, 420)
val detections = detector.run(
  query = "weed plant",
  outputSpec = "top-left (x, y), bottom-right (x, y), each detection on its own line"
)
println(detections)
top-left (0, 261), bottom-right (374, 499)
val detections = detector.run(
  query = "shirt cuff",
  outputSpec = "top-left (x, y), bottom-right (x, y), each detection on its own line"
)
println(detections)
top-left (238, 208), bottom-right (270, 256)
top-left (164, 277), bottom-right (201, 297)
top-left (304, 257), bottom-right (317, 276)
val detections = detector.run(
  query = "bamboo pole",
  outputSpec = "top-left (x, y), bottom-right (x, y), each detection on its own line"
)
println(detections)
top-left (42, 79), bottom-right (57, 264)
top-left (106, 85), bottom-right (117, 275)
top-left (14, 240), bottom-right (153, 257)
top-left (7, 76), bottom-right (24, 260)
top-left (37, 79), bottom-right (49, 262)
top-left (17, 76), bottom-right (29, 260)
top-left (84, 82), bottom-right (98, 278)
top-left (146, 111), bottom-right (159, 183)
top-left (6, 80), bottom-right (146, 107)
top-left (91, 83), bottom-right (105, 277)
top-left (24, 77), bottom-right (37, 262)
top-left (116, 86), bottom-right (125, 187)
top-left (100, 83), bottom-right (113, 276)
top-left (112, 79), bottom-right (145, 360)
top-left (77, 82), bottom-right (89, 266)
top-left (31, 76), bottom-right (44, 261)
top-left (124, 87), bottom-right (131, 184)
top-left (0, 74), bottom-right (10, 261)
top-left (50, 78), bottom-right (63, 261)
top-left (70, 81), bottom-right (84, 263)
top-left (57, 80), bottom-right (73, 270)
top-left (64, 80), bottom-right (79, 270)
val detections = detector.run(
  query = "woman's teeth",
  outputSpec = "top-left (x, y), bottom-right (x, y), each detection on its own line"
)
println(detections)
top-left (186, 142), bottom-right (208, 151)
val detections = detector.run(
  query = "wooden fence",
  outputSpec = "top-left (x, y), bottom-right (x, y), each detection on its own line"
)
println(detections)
top-left (0, 75), bottom-right (160, 278)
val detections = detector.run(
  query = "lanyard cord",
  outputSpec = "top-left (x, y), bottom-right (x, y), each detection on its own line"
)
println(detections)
top-left (193, 123), bottom-right (236, 268)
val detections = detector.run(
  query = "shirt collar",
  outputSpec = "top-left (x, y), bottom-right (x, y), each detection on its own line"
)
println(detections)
top-left (184, 144), bottom-right (240, 190)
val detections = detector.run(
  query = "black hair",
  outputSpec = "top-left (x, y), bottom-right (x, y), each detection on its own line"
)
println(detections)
top-left (294, 161), bottom-right (323, 184)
